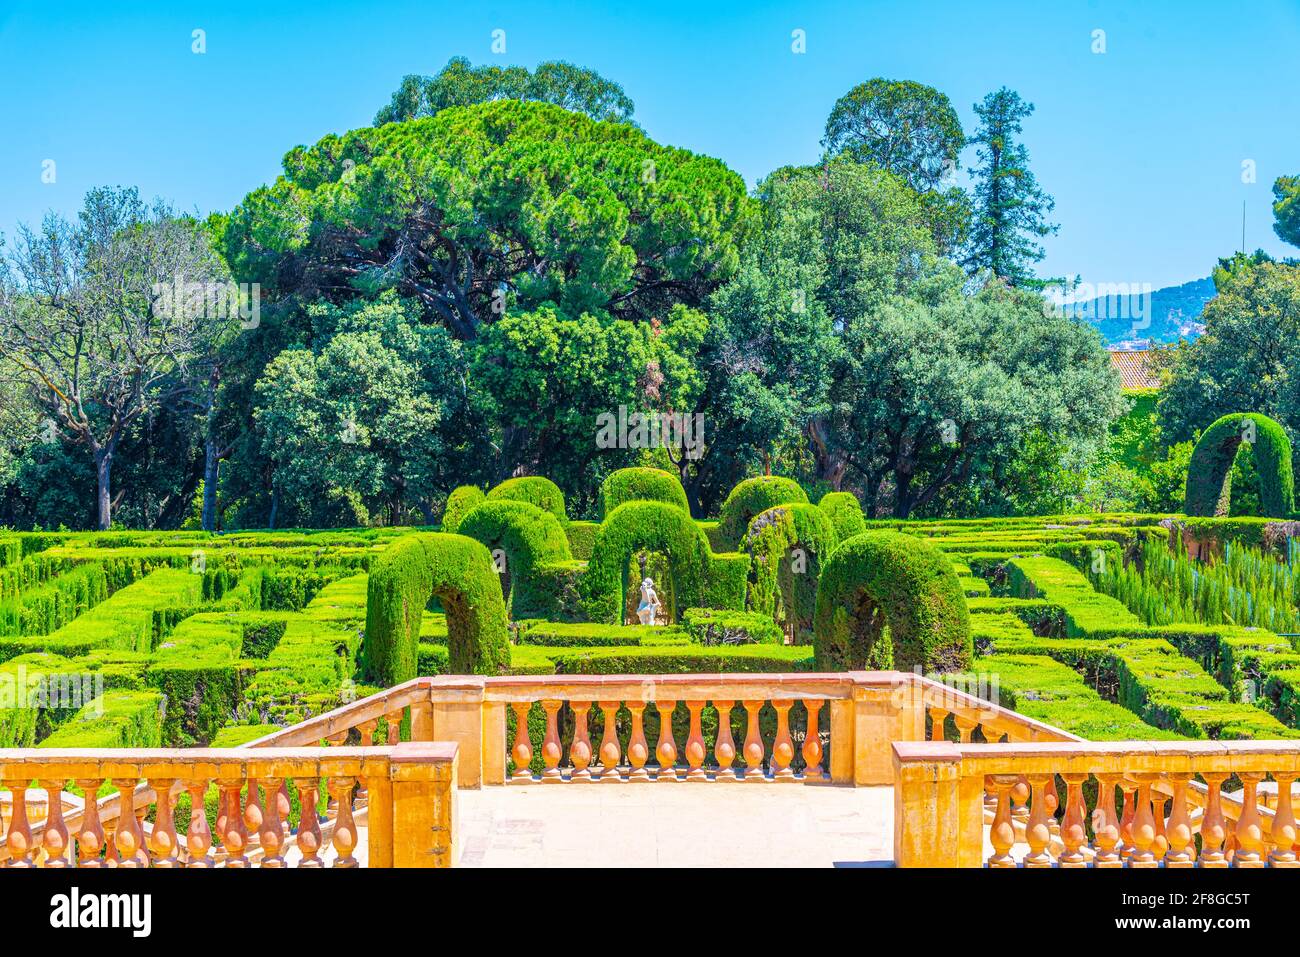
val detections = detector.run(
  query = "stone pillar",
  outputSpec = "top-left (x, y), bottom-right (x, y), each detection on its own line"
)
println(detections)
top-left (389, 742), bottom-right (459, 868)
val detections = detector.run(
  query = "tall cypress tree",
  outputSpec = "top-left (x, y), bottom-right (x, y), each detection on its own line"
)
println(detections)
top-left (961, 88), bottom-right (1058, 287)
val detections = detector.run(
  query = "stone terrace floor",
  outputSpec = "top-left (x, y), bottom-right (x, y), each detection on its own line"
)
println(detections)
top-left (455, 783), bottom-right (895, 867)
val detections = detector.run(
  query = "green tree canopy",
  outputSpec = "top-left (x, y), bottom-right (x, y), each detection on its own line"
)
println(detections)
top-left (1274, 175), bottom-right (1300, 249)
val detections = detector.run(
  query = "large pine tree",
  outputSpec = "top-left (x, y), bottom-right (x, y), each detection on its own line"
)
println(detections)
top-left (961, 88), bottom-right (1058, 287)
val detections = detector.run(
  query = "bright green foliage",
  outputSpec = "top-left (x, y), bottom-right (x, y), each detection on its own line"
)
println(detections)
top-left (817, 491), bottom-right (867, 542)
top-left (441, 485), bottom-right (485, 533)
top-left (599, 467), bottom-right (690, 519)
top-left (1274, 175), bottom-right (1300, 248)
top-left (363, 534), bottom-right (510, 684)
top-left (146, 614), bottom-right (250, 746)
top-left (0, 563), bottom-right (112, 636)
top-left (40, 691), bottom-right (165, 748)
top-left (716, 476), bottom-right (808, 550)
top-left (680, 608), bottom-right (782, 645)
top-left (1184, 413), bottom-right (1295, 517)
top-left (456, 499), bottom-right (574, 618)
top-left (813, 531), bottom-right (972, 672)
top-left (487, 476), bottom-right (568, 523)
top-left (743, 503), bottom-right (838, 640)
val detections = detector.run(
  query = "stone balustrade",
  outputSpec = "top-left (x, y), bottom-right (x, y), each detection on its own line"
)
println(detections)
top-left (893, 740), bottom-right (1300, 868)
top-left (0, 743), bottom-right (456, 868)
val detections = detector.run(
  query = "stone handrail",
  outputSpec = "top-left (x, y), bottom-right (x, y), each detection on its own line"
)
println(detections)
top-left (893, 740), bottom-right (1299, 868)
top-left (0, 743), bottom-right (457, 868)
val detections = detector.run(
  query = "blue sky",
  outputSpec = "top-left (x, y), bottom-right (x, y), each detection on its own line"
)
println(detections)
top-left (3, 0), bottom-right (1298, 290)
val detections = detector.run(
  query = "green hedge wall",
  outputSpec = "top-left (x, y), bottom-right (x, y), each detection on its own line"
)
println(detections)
top-left (441, 485), bottom-right (486, 534)
top-left (716, 476), bottom-right (808, 550)
top-left (680, 608), bottom-right (782, 645)
top-left (487, 476), bottom-right (568, 523)
top-left (1184, 412), bottom-right (1295, 517)
top-left (598, 467), bottom-right (691, 519)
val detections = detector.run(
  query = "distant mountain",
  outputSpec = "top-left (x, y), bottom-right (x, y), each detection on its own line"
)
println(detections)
top-left (1068, 276), bottom-right (1216, 348)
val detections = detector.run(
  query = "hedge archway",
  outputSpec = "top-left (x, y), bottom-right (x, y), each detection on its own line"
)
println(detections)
top-left (817, 491), bottom-right (867, 543)
top-left (581, 500), bottom-right (716, 624)
top-left (441, 485), bottom-right (485, 533)
top-left (487, 476), bottom-right (568, 523)
top-left (1184, 413), bottom-right (1295, 518)
top-left (363, 533), bottom-right (510, 684)
top-left (599, 467), bottom-right (690, 519)
top-left (456, 500), bottom-right (574, 618)
top-left (813, 531), bottom-right (971, 673)
top-left (716, 476), bottom-right (808, 550)
top-left (744, 503), bottom-right (838, 640)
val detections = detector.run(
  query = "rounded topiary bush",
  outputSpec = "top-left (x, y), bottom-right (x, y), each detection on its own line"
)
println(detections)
top-left (456, 499), bottom-right (574, 619)
top-left (817, 491), bottom-right (867, 543)
top-left (813, 531), bottom-right (971, 674)
top-left (743, 504), bottom-right (838, 639)
top-left (441, 485), bottom-right (485, 533)
top-left (599, 467), bottom-right (690, 519)
top-left (716, 476), bottom-right (808, 550)
top-left (487, 476), bottom-right (568, 523)
top-left (363, 533), bottom-right (510, 684)
top-left (1184, 413), bottom-right (1295, 518)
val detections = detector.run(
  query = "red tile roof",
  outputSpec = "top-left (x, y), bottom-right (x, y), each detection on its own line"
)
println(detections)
top-left (1109, 349), bottom-right (1161, 390)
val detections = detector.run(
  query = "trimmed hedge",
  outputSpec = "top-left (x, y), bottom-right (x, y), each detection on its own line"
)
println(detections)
top-left (441, 485), bottom-right (486, 534)
top-left (487, 476), bottom-right (568, 523)
top-left (39, 690), bottom-right (165, 748)
top-left (1184, 412), bottom-right (1295, 517)
top-left (716, 476), bottom-right (808, 550)
top-left (456, 499), bottom-right (574, 619)
top-left (564, 521), bottom-right (600, 560)
top-left (817, 491), bottom-right (867, 543)
top-left (363, 534), bottom-right (510, 684)
top-left (743, 503), bottom-right (838, 639)
top-left (680, 608), bottom-right (782, 645)
top-left (814, 532), bottom-right (972, 673)
top-left (598, 467), bottom-right (691, 519)
top-left (147, 613), bottom-right (251, 746)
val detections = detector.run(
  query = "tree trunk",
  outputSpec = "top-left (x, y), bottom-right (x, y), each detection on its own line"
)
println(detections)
top-left (268, 489), bottom-right (279, 530)
top-left (94, 447), bottom-right (113, 531)
top-left (202, 439), bottom-right (221, 532)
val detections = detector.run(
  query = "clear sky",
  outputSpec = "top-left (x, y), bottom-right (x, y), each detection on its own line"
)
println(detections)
top-left (3, 0), bottom-right (1298, 290)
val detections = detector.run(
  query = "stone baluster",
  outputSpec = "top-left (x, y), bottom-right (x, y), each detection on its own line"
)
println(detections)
top-left (927, 706), bottom-right (948, 742)
top-left (219, 780), bottom-right (249, 867)
top-left (112, 779), bottom-right (145, 868)
top-left (4, 780), bottom-right (35, 867)
top-left (1163, 775), bottom-right (1194, 868)
top-left (329, 777), bottom-right (359, 867)
top-left (277, 781), bottom-right (291, 841)
top-left (148, 779), bottom-right (179, 867)
top-left (386, 709), bottom-right (404, 746)
top-left (627, 702), bottom-right (650, 782)
top-left (655, 700), bottom-right (679, 782)
top-left (1198, 772), bottom-right (1229, 868)
top-left (1010, 776), bottom-right (1030, 824)
top-left (953, 713), bottom-right (977, 744)
top-left (244, 779), bottom-right (264, 848)
top-left (802, 699), bottom-right (825, 778)
top-left (1058, 773), bottom-right (1089, 867)
top-left (771, 700), bottom-right (796, 782)
top-left (103, 818), bottom-right (120, 866)
top-left (1118, 780), bottom-right (1138, 858)
top-left (40, 780), bottom-right (72, 867)
top-left (1150, 791), bottom-right (1169, 860)
top-left (569, 702), bottom-right (594, 782)
top-left (294, 778), bottom-right (323, 868)
top-left (597, 701), bottom-right (623, 782)
top-left (1092, 774), bottom-right (1123, 868)
top-left (75, 779), bottom-right (106, 868)
top-left (1024, 774), bottom-right (1054, 867)
top-left (510, 702), bottom-right (533, 783)
top-left (359, 718), bottom-right (379, 747)
top-left (714, 700), bottom-right (737, 782)
top-left (134, 804), bottom-right (150, 867)
top-left (184, 779), bottom-right (212, 867)
top-left (988, 775), bottom-right (1018, 867)
top-left (1233, 772), bottom-right (1266, 868)
top-left (1128, 776), bottom-right (1158, 868)
top-left (742, 699), bottom-right (766, 783)
top-left (258, 776), bottom-right (285, 867)
top-left (540, 699), bottom-right (564, 782)
top-left (1270, 774), bottom-right (1298, 867)
top-left (684, 701), bottom-right (707, 782)
top-left (215, 782), bottom-right (230, 860)
top-left (325, 731), bottom-right (347, 747)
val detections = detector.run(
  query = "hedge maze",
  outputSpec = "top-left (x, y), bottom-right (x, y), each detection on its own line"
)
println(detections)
top-left (9, 464), bottom-right (1300, 754)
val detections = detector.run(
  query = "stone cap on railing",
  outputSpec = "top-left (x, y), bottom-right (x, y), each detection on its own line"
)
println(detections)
top-left (894, 739), bottom-right (1300, 774)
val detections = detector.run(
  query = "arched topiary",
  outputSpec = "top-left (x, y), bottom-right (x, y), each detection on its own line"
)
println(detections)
top-left (1184, 413), bottom-right (1295, 518)
top-left (363, 533), bottom-right (510, 684)
top-left (743, 504), bottom-right (838, 640)
top-left (813, 531), bottom-right (971, 674)
top-left (817, 491), bottom-right (867, 543)
top-left (456, 500), bottom-right (574, 618)
top-left (441, 485), bottom-right (485, 533)
top-left (716, 476), bottom-right (808, 550)
top-left (581, 500), bottom-right (716, 624)
top-left (599, 467), bottom-right (690, 519)
top-left (487, 476), bottom-right (568, 523)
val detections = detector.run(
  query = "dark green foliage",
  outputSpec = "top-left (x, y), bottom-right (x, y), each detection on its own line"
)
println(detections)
top-left (363, 533), bottom-right (510, 684)
top-left (599, 467), bottom-right (690, 519)
top-left (441, 485), bottom-right (485, 533)
top-left (456, 499), bottom-right (574, 618)
top-left (487, 476), bottom-right (568, 523)
top-left (563, 521), bottom-right (600, 560)
top-left (716, 476), bottom-right (808, 550)
top-left (813, 531), bottom-right (972, 672)
top-left (817, 491), bottom-right (867, 543)
top-left (1184, 413), bottom-right (1295, 517)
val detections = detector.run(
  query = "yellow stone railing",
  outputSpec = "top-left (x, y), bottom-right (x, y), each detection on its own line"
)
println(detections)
top-left (0, 743), bottom-right (456, 868)
top-left (892, 740), bottom-right (1298, 868)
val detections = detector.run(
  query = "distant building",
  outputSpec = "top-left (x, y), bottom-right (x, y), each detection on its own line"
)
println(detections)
top-left (1109, 349), bottom-right (1161, 392)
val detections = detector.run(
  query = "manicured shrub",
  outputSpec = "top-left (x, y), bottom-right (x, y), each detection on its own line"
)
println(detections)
top-left (363, 534), bottom-right (510, 684)
top-left (456, 500), bottom-right (574, 618)
top-left (1184, 412), bottom-right (1295, 517)
top-left (817, 491), bottom-right (867, 543)
top-left (564, 521), bottom-right (600, 560)
top-left (39, 690), bottom-right (165, 748)
top-left (814, 531), bottom-right (972, 673)
top-left (716, 476), bottom-right (808, 550)
top-left (680, 608), bottom-right (781, 645)
top-left (487, 476), bottom-right (568, 523)
top-left (743, 503), bottom-right (838, 640)
top-left (599, 467), bottom-right (690, 519)
top-left (147, 613), bottom-right (250, 746)
top-left (441, 485), bottom-right (486, 533)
